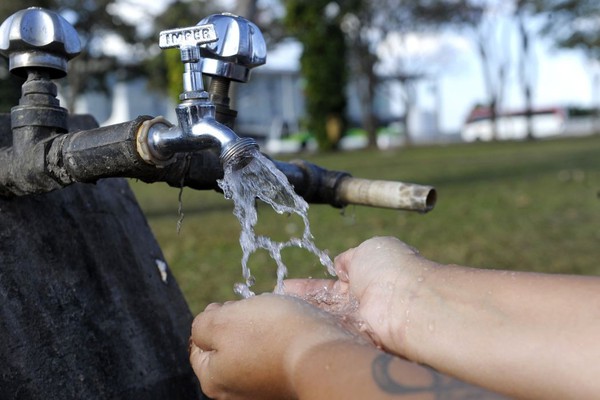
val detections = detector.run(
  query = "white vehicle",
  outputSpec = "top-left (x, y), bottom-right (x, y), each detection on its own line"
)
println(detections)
top-left (461, 106), bottom-right (598, 142)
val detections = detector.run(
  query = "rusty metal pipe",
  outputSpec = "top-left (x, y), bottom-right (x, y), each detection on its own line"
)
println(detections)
top-left (336, 177), bottom-right (436, 213)
top-left (5, 113), bottom-right (436, 213)
top-left (274, 159), bottom-right (436, 213)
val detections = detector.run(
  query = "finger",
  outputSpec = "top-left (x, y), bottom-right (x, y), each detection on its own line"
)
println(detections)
top-left (189, 342), bottom-right (209, 375)
top-left (204, 302), bottom-right (223, 312)
top-left (282, 279), bottom-right (338, 296)
top-left (190, 302), bottom-right (225, 349)
top-left (333, 247), bottom-right (356, 281)
top-left (189, 343), bottom-right (218, 396)
top-left (191, 308), bottom-right (220, 350)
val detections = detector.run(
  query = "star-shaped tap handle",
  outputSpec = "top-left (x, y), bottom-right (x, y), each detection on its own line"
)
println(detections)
top-left (0, 7), bottom-right (81, 79)
top-left (159, 24), bottom-right (218, 99)
top-left (198, 13), bottom-right (266, 83)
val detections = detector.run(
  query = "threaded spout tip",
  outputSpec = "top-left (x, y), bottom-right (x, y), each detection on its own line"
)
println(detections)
top-left (220, 137), bottom-right (259, 169)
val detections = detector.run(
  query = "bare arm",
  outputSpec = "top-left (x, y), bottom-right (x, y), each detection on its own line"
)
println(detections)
top-left (404, 264), bottom-right (600, 399)
top-left (294, 341), bottom-right (505, 400)
top-left (287, 236), bottom-right (600, 399)
top-left (189, 293), bottom-right (503, 400)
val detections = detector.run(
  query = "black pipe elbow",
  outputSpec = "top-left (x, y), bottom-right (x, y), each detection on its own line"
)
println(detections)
top-left (274, 159), bottom-right (351, 207)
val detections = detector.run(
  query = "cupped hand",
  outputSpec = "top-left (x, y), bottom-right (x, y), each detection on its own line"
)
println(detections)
top-left (190, 293), bottom-right (359, 400)
top-left (284, 236), bottom-right (437, 356)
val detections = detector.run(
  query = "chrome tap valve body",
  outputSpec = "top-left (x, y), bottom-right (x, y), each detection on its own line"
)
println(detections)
top-left (146, 20), bottom-right (259, 166)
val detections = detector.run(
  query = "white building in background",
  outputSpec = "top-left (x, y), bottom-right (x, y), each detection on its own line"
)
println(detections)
top-left (71, 39), bottom-right (442, 153)
top-left (251, 40), bottom-right (444, 152)
top-left (461, 106), bottom-right (599, 142)
top-left (72, 77), bottom-right (176, 127)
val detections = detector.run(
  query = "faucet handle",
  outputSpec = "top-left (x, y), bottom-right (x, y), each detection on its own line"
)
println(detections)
top-left (158, 24), bottom-right (217, 50)
top-left (0, 7), bottom-right (81, 79)
top-left (198, 13), bottom-right (266, 83)
top-left (159, 23), bottom-right (218, 97)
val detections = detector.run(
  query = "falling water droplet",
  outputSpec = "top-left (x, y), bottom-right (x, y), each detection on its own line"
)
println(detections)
top-left (428, 321), bottom-right (435, 333)
top-left (218, 148), bottom-right (334, 297)
top-left (176, 167), bottom-right (187, 234)
top-left (233, 282), bottom-right (254, 298)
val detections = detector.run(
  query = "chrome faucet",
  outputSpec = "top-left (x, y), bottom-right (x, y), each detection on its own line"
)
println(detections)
top-left (142, 18), bottom-right (262, 168)
top-left (0, 8), bottom-right (436, 212)
top-left (198, 13), bottom-right (267, 128)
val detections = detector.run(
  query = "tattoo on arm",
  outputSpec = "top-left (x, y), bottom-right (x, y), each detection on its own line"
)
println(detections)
top-left (371, 353), bottom-right (506, 399)
top-left (372, 352), bottom-right (441, 395)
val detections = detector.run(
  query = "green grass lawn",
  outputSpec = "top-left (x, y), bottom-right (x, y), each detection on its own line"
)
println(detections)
top-left (130, 135), bottom-right (600, 314)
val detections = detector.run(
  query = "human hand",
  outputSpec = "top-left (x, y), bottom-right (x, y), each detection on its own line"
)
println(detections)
top-left (190, 293), bottom-right (360, 400)
top-left (284, 236), bottom-right (438, 356)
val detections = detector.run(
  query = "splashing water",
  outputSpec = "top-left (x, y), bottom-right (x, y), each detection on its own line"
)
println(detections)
top-left (218, 147), bottom-right (335, 297)
top-left (298, 288), bottom-right (375, 343)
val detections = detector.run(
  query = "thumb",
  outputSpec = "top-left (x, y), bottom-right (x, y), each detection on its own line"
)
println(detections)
top-left (333, 247), bottom-right (357, 282)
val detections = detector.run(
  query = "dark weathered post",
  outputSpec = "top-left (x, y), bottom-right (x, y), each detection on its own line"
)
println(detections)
top-left (0, 8), bottom-right (203, 399)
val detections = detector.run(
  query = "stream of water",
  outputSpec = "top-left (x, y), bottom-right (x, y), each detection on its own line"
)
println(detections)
top-left (218, 147), bottom-right (335, 297)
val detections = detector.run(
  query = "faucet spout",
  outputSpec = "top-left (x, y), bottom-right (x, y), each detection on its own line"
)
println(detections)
top-left (144, 98), bottom-right (257, 165)
top-left (146, 20), bottom-right (259, 168)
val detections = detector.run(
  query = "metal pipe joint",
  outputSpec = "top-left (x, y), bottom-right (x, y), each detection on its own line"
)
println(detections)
top-left (140, 101), bottom-right (257, 167)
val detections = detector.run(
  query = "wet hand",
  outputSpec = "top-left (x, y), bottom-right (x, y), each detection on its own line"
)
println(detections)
top-left (284, 236), bottom-right (438, 356)
top-left (190, 293), bottom-right (358, 400)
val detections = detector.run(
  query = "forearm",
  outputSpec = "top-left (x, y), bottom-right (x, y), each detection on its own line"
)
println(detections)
top-left (292, 340), bottom-right (505, 399)
top-left (404, 265), bottom-right (600, 399)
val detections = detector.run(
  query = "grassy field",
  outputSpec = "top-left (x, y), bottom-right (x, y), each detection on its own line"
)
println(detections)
top-left (130, 135), bottom-right (600, 315)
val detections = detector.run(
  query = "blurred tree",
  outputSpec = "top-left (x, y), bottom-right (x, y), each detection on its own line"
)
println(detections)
top-left (1, 1), bottom-right (53, 112)
top-left (0, 0), bottom-right (141, 113)
top-left (463, 0), bottom-right (600, 142)
top-left (464, 1), bottom-right (512, 141)
top-left (284, 0), bottom-right (348, 151)
top-left (340, 0), bottom-right (378, 148)
top-left (60, 0), bottom-right (142, 112)
top-left (514, 0), bottom-right (539, 140)
top-left (234, 0), bottom-right (257, 18)
top-left (534, 0), bottom-right (600, 59)
top-left (529, 1), bottom-right (600, 133)
top-left (146, 0), bottom-right (282, 105)
top-left (145, 1), bottom-right (218, 103)
top-left (343, 0), bottom-right (483, 147)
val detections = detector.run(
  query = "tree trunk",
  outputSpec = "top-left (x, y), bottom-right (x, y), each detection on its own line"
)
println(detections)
top-left (353, 47), bottom-right (378, 149)
top-left (400, 79), bottom-right (418, 147)
top-left (363, 68), bottom-right (379, 149)
top-left (516, 8), bottom-right (536, 140)
top-left (234, 0), bottom-right (257, 18)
